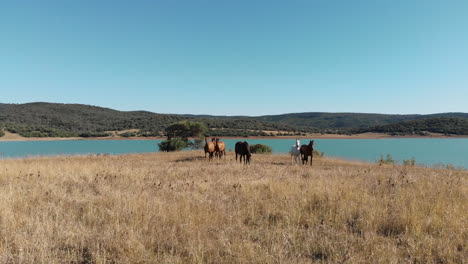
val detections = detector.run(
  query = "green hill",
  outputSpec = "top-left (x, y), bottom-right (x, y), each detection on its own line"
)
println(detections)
top-left (356, 117), bottom-right (468, 136)
top-left (1, 102), bottom-right (467, 137)
top-left (0, 103), bottom-right (296, 137)
top-left (187, 112), bottom-right (468, 131)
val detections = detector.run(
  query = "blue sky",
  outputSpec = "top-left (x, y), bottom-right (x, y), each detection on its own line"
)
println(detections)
top-left (1, 0), bottom-right (467, 115)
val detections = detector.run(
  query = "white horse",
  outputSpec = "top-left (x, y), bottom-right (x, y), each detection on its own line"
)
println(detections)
top-left (289, 138), bottom-right (301, 164)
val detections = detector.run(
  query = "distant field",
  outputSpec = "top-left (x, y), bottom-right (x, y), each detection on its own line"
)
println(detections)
top-left (0, 151), bottom-right (466, 263)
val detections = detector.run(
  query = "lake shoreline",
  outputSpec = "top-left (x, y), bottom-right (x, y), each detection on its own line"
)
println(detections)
top-left (1, 131), bottom-right (468, 142)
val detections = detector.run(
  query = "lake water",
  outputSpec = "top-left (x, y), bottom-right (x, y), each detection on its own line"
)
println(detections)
top-left (0, 138), bottom-right (467, 168)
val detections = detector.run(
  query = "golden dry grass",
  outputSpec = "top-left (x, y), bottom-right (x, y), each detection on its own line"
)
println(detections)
top-left (0, 151), bottom-right (466, 263)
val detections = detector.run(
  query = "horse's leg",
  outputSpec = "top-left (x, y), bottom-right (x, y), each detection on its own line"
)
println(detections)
top-left (310, 154), bottom-right (313, 166)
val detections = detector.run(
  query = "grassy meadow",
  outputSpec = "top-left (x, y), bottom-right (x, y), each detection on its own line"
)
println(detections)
top-left (0, 151), bottom-right (466, 263)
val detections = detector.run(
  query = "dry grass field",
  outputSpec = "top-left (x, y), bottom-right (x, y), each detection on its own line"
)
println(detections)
top-left (0, 151), bottom-right (466, 263)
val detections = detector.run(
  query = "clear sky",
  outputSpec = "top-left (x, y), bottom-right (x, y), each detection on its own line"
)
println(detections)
top-left (1, 0), bottom-right (467, 116)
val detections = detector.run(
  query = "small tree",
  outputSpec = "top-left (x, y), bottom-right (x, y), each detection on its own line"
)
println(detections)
top-left (159, 121), bottom-right (208, 152)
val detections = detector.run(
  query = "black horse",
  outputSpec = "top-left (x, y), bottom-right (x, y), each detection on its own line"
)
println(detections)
top-left (300, 140), bottom-right (314, 166)
top-left (235, 141), bottom-right (251, 164)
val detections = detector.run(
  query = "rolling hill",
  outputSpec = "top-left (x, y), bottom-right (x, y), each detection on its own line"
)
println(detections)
top-left (0, 103), bottom-right (296, 137)
top-left (0, 102), bottom-right (467, 137)
top-left (356, 117), bottom-right (468, 136)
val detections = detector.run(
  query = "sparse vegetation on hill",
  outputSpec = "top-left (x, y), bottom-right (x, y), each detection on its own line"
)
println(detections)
top-left (240, 112), bottom-right (468, 130)
top-left (1, 102), bottom-right (467, 137)
top-left (0, 103), bottom-right (296, 138)
top-left (0, 152), bottom-right (466, 263)
top-left (358, 117), bottom-right (468, 135)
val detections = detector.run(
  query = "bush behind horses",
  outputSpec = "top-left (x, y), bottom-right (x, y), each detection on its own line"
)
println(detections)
top-left (250, 144), bottom-right (272, 154)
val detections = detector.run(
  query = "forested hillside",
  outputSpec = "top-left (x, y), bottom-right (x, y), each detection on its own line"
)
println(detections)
top-left (356, 117), bottom-right (468, 136)
top-left (1, 102), bottom-right (467, 137)
top-left (0, 103), bottom-right (296, 137)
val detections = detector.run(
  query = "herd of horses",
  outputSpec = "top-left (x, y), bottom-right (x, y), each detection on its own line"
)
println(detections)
top-left (203, 138), bottom-right (315, 165)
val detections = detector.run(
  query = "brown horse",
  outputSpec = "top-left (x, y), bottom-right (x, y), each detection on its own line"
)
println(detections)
top-left (300, 140), bottom-right (314, 166)
top-left (235, 141), bottom-right (251, 164)
top-left (214, 138), bottom-right (226, 159)
top-left (204, 137), bottom-right (215, 160)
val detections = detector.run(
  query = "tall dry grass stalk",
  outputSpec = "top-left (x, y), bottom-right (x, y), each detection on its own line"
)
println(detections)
top-left (0, 151), bottom-right (466, 263)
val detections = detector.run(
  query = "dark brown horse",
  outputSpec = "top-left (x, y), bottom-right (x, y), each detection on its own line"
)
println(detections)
top-left (235, 141), bottom-right (251, 164)
top-left (300, 140), bottom-right (314, 166)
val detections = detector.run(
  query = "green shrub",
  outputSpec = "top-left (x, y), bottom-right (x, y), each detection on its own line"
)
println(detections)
top-left (187, 139), bottom-right (204, 150)
top-left (16, 127), bottom-right (76, 138)
top-left (158, 138), bottom-right (187, 152)
top-left (378, 154), bottom-right (395, 165)
top-left (313, 149), bottom-right (325, 157)
top-left (79, 132), bottom-right (111, 138)
top-left (0, 130), bottom-right (4, 137)
top-left (403, 158), bottom-right (416, 166)
top-left (250, 144), bottom-right (272, 154)
top-left (120, 132), bottom-right (137, 137)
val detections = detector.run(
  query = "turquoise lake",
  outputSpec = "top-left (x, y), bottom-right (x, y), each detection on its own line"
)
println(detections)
top-left (0, 139), bottom-right (467, 168)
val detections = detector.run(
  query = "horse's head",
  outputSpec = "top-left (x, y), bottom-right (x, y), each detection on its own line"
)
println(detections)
top-left (246, 152), bottom-right (252, 164)
top-left (296, 138), bottom-right (300, 148)
top-left (309, 140), bottom-right (314, 148)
